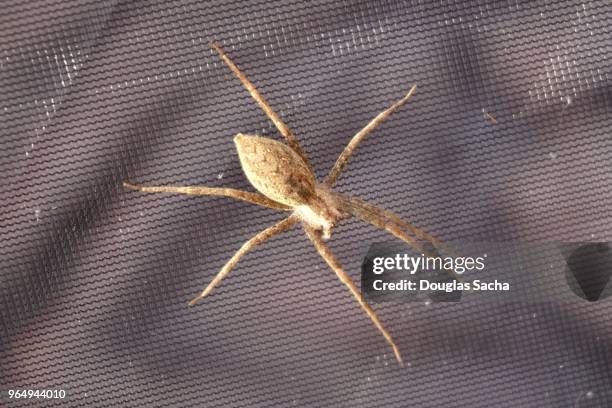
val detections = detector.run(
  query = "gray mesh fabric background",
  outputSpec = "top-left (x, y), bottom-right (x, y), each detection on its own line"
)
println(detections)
top-left (2, 0), bottom-right (612, 406)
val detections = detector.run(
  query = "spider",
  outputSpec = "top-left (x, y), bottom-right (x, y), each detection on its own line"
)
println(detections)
top-left (124, 42), bottom-right (448, 365)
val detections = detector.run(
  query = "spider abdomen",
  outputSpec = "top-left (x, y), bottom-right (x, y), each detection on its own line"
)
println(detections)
top-left (234, 134), bottom-right (316, 207)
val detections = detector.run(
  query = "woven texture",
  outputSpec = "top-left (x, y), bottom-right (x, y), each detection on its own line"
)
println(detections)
top-left (2, 1), bottom-right (611, 406)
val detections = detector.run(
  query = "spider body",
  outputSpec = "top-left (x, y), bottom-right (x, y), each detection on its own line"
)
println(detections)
top-left (235, 133), bottom-right (346, 239)
top-left (124, 42), bottom-right (448, 365)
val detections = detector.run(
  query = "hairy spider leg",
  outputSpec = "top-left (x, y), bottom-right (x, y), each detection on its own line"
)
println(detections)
top-left (339, 196), bottom-right (463, 280)
top-left (304, 225), bottom-right (403, 365)
top-left (325, 85), bottom-right (417, 187)
top-left (122, 182), bottom-right (290, 211)
top-left (341, 196), bottom-right (428, 254)
top-left (189, 215), bottom-right (299, 306)
top-left (336, 193), bottom-right (446, 250)
top-left (210, 42), bottom-right (313, 174)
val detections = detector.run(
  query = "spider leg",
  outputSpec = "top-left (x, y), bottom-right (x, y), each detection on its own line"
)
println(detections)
top-left (325, 85), bottom-right (417, 186)
top-left (304, 225), bottom-right (403, 365)
top-left (338, 195), bottom-right (462, 280)
top-left (339, 194), bottom-right (428, 255)
top-left (336, 193), bottom-right (446, 250)
top-left (189, 214), bottom-right (299, 305)
top-left (123, 181), bottom-right (290, 211)
top-left (210, 42), bottom-right (313, 173)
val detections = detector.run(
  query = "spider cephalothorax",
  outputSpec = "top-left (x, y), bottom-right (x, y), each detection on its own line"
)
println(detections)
top-left (124, 42), bottom-right (447, 365)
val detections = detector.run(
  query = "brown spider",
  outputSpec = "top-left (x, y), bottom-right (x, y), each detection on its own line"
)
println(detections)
top-left (124, 42), bottom-right (447, 365)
